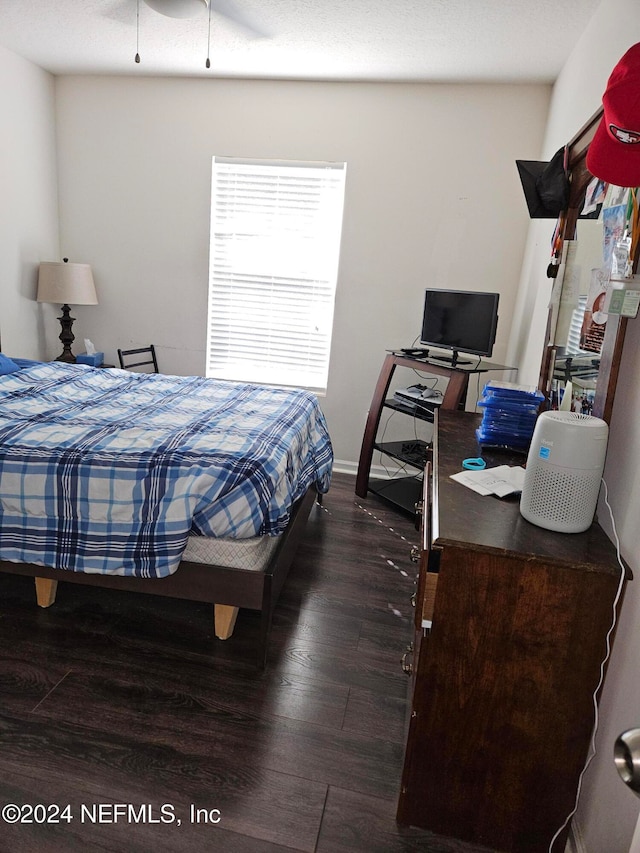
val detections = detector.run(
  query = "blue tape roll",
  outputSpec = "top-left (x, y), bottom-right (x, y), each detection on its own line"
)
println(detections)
top-left (462, 457), bottom-right (486, 470)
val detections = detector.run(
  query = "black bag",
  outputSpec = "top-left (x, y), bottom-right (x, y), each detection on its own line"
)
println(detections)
top-left (516, 148), bottom-right (569, 219)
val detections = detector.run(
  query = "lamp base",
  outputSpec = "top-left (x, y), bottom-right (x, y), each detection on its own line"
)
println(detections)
top-left (56, 304), bottom-right (77, 363)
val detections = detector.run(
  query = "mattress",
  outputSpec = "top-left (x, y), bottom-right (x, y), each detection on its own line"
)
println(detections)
top-left (182, 532), bottom-right (279, 572)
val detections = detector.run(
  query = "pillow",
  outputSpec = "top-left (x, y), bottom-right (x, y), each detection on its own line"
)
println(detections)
top-left (11, 358), bottom-right (43, 368)
top-left (0, 353), bottom-right (21, 375)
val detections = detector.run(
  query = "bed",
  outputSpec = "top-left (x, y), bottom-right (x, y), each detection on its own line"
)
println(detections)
top-left (0, 358), bottom-right (333, 667)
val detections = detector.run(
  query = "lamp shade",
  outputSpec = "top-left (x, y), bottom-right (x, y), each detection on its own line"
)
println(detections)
top-left (37, 261), bottom-right (98, 306)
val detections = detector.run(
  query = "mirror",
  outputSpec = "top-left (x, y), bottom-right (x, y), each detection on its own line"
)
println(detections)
top-left (538, 109), bottom-right (631, 424)
top-left (550, 189), bottom-right (628, 415)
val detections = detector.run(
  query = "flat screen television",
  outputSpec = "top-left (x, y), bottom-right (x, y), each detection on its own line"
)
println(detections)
top-left (419, 288), bottom-right (499, 365)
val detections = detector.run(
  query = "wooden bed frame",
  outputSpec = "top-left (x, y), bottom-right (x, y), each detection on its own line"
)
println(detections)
top-left (0, 486), bottom-right (318, 669)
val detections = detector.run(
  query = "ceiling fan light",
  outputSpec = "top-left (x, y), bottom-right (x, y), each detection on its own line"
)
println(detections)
top-left (143, 0), bottom-right (208, 19)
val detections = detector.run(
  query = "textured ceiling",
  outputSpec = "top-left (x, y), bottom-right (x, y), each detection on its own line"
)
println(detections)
top-left (0, 0), bottom-right (600, 82)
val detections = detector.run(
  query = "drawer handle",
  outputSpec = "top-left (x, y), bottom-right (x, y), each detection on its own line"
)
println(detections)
top-left (401, 652), bottom-right (413, 675)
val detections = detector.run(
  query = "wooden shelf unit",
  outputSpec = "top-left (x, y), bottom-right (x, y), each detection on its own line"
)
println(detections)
top-left (355, 352), bottom-right (515, 511)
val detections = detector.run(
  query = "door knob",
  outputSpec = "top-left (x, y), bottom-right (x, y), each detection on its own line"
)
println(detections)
top-left (615, 728), bottom-right (640, 795)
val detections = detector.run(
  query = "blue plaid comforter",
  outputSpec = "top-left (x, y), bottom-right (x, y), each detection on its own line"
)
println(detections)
top-left (0, 363), bottom-right (333, 578)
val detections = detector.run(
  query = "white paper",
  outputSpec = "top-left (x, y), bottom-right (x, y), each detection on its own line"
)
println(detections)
top-left (84, 338), bottom-right (96, 355)
top-left (450, 465), bottom-right (526, 498)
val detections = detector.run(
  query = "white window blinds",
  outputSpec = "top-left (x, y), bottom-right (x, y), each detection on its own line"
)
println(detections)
top-left (207, 157), bottom-right (347, 392)
top-left (567, 295), bottom-right (589, 355)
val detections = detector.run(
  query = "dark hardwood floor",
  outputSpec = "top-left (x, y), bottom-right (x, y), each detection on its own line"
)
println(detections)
top-left (0, 473), bottom-right (492, 852)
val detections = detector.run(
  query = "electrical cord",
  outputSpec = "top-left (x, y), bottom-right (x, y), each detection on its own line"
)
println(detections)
top-left (409, 369), bottom-right (440, 396)
top-left (473, 372), bottom-right (481, 411)
top-left (547, 477), bottom-right (627, 852)
top-left (376, 409), bottom-right (418, 480)
top-left (471, 356), bottom-right (482, 412)
top-left (376, 406), bottom-right (429, 480)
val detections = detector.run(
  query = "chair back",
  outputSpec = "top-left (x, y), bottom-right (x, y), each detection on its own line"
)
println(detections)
top-left (117, 345), bottom-right (159, 373)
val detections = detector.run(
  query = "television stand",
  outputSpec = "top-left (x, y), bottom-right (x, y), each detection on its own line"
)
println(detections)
top-left (355, 351), bottom-right (516, 504)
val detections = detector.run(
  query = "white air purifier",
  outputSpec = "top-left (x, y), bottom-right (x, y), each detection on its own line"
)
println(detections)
top-left (520, 411), bottom-right (609, 533)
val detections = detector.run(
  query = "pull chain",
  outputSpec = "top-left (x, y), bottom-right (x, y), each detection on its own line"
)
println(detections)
top-left (135, 0), bottom-right (141, 63)
top-left (206, 0), bottom-right (211, 68)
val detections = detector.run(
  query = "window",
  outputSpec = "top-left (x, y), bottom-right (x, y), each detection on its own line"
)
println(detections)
top-left (567, 294), bottom-right (589, 355)
top-left (207, 157), bottom-right (347, 393)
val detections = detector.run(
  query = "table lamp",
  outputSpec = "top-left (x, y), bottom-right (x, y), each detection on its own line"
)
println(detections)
top-left (37, 258), bottom-right (98, 363)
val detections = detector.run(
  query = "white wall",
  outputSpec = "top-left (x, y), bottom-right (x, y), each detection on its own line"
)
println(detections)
top-left (0, 46), bottom-right (59, 358)
top-left (53, 76), bottom-right (550, 468)
top-left (509, 2), bottom-right (640, 849)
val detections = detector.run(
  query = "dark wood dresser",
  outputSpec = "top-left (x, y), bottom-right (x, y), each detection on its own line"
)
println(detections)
top-left (397, 409), bottom-right (630, 853)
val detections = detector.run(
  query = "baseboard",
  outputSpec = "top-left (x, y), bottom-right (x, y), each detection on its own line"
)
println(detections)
top-left (331, 459), bottom-right (358, 476)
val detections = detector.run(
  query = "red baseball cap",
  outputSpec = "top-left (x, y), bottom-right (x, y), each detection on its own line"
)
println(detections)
top-left (587, 42), bottom-right (640, 187)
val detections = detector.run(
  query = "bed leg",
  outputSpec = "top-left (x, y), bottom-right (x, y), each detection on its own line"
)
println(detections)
top-left (35, 578), bottom-right (58, 608)
top-left (214, 604), bottom-right (239, 640)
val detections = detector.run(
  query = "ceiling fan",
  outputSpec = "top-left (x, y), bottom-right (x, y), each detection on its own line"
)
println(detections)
top-left (108, 0), bottom-right (270, 68)
top-left (132, 0), bottom-right (271, 38)
top-left (143, 0), bottom-right (209, 18)
top-left (105, 0), bottom-right (269, 65)
top-left (141, 0), bottom-right (264, 31)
